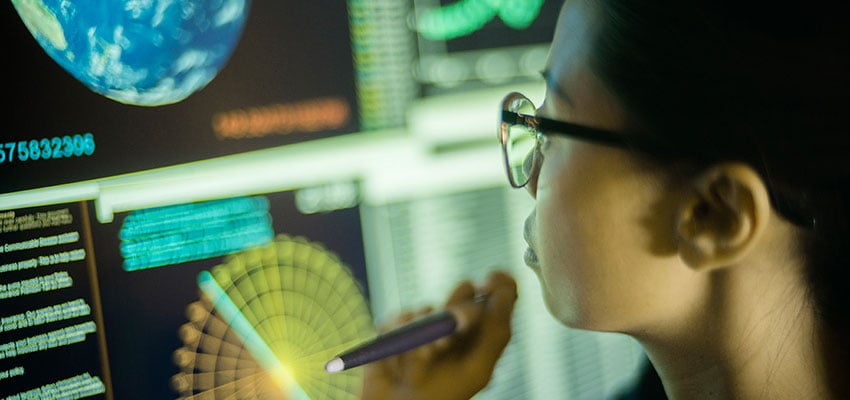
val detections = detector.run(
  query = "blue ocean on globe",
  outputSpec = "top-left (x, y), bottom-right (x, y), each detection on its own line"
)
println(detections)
top-left (12, 0), bottom-right (250, 106)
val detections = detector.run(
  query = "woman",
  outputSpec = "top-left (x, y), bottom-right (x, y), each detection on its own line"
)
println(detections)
top-left (363, 0), bottom-right (849, 398)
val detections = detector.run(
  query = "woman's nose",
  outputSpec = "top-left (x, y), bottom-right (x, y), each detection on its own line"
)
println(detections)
top-left (524, 149), bottom-right (540, 198)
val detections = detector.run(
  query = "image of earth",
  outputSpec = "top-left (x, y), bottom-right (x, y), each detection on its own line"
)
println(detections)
top-left (12, 0), bottom-right (250, 107)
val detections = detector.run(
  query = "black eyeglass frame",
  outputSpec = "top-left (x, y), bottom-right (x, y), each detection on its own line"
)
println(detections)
top-left (498, 91), bottom-right (668, 188)
top-left (498, 92), bottom-right (821, 230)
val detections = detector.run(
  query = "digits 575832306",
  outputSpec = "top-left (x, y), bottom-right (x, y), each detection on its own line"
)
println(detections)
top-left (0, 133), bottom-right (95, 164)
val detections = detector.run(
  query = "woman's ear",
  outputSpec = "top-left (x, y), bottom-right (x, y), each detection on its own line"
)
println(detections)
top-left (675, 162), bottom-right (771, 270)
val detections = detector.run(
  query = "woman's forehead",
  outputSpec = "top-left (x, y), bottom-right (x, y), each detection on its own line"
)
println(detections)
top-left (543, 1), bottom-right (625, 131)
top-left (545, 1), bottom-right (595, 102)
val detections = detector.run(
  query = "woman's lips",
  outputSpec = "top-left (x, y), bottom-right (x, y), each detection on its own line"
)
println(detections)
top-left (523, 217), bottom-right (538, 269)
top-left (524, 247), bottom-right (540, 269)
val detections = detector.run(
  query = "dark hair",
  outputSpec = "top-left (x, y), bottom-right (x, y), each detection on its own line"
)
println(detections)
top-left (585, 0), bottom-right (850, 395)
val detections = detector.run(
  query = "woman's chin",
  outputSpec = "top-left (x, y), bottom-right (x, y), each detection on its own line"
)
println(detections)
top-left (524, 247), bottom-right (541, 271)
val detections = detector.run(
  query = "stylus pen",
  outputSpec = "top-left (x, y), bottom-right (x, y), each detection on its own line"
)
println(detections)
top-left (325, 296), bottom-right (487, 373)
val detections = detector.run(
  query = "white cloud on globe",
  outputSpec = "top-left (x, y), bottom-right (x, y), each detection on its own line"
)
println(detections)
top-left (12, 0), bottom-right (250, 107)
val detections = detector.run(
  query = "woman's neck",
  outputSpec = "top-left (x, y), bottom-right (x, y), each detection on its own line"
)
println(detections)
top-left (634, 266), bottom-right (831, 399)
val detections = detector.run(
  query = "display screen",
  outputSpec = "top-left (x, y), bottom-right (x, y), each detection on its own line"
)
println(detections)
top-left (2, 1), bottom-right (372, 398)
top-left (3, 0), bottom-right (358, 194)
top-left (412, 0), bottom-right (560, 94)
top-left (2, 1), bottom-right (648, 399)
top-left (1, 191), bottom-right (370, 399)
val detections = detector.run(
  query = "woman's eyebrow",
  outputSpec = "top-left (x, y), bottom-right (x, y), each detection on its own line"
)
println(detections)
top-left (540, 68), bottom-right (575, 107)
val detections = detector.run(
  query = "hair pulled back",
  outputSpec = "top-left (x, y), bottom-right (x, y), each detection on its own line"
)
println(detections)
top-left (585, 0), bottom-right (850, 395)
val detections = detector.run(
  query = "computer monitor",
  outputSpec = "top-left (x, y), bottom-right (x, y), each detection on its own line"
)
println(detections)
top-left (2, 1), bottom-right (647, 399)
top-left (3, 0), bottom-right (358, 193)
top-left (2, 1), bottom-right (372, 398)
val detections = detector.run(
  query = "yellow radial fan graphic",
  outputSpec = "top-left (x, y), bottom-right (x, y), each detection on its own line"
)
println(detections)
top-left (171, 234), bottom-right (376, 399)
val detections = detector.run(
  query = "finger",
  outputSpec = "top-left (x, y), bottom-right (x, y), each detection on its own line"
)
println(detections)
top-left (446, 271), bottom-right (518, 395)
top-left (397, 308), bottom-right (440, 383)
top-left (418, 305), bottom-right (434, 316)
top-left (451, 271), bottom-right (517, 334)
top-left (380, 306), bottom-right (435, 362)
top-left (468, 271), bottom-right (518, 364)
top-left (398, 343), bottom-right (435, 385)
top-left (480, 270), bottom-right (518, 298)
top-left (400, 310), bottom-right (419, 322)
top-left (404, 305), bottom-right (436, 354)
top-left (382, 352), bottom-right (402, 380)
top-left (480, 270), bottom-right (518, 331)
top-left (445, 280), bottom-right (476, 308)
top-left (374, 308), bottom-right (429, 380)
top-left (429, 283), bottom-right (477, 352)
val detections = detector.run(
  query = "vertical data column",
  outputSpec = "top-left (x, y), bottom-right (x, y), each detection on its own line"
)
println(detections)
top-left (0, 202), bottom-right (110, 400)
top-left (348, 0), bottom-right (419, 130)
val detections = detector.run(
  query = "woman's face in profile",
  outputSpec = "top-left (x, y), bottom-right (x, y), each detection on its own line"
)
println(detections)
top-left (526, 0), bottom-right (699, 333)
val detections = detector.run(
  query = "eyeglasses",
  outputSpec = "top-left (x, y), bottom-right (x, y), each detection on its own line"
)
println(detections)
top-left (498, 92), bottom-right (822, 229)
top-left (500, 91), bottom-right (658, 188)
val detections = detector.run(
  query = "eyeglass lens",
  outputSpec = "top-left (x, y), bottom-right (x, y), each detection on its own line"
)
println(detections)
top-left (504, 95), bottom-right (538, 187)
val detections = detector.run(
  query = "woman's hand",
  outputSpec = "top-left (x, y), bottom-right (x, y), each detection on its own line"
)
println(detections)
top-left (361, 270), bottom-right (518, 400)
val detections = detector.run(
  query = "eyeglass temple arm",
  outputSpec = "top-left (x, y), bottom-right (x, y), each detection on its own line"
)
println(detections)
top-left (501, 110), bottom-right (537, 129)
top-left (504, 110), bottom-right (666, 153)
